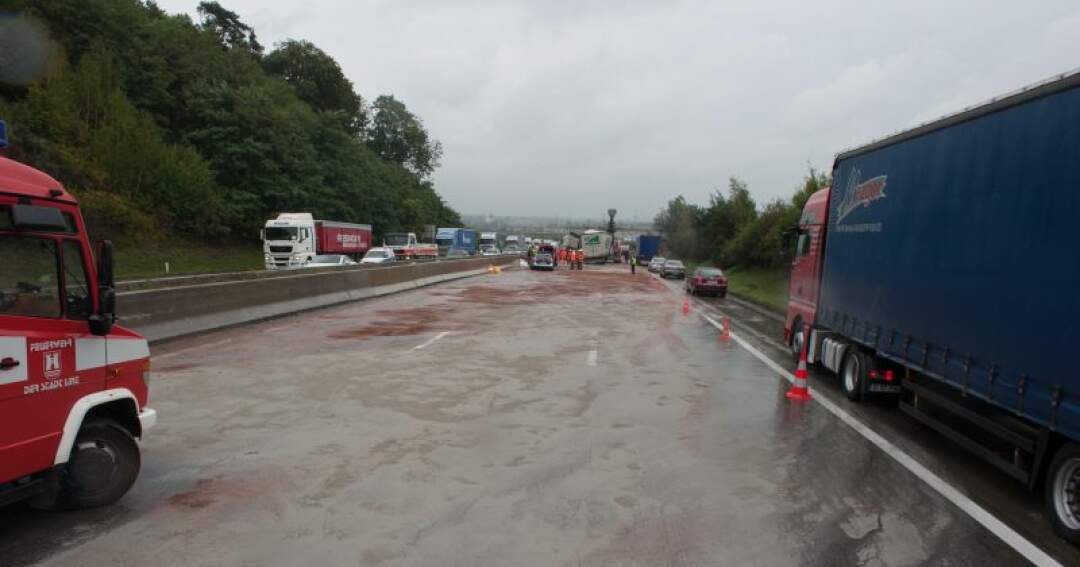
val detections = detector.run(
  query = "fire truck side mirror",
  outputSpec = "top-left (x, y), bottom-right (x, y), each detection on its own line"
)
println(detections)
top-left (97, 240), bottom-right (116, 288)
top-left (88, 288), bottom-right (116, 336)
top-left (90, 240), bottom-right (117, 336)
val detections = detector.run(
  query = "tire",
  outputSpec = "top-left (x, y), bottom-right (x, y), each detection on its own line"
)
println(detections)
top-left (719, 291), bottom-right (727, 298)
top-left (841, 350), bottom-right (867, 402)
top-left (790, 319), bottom-right (805, 362)
top-left (1046, 443), bottom-right (1080, 545)
top-left (59, 419), bottom-right (141, 509)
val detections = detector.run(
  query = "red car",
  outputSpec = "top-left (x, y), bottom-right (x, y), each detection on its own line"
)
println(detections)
top-left (685, 267), bottom-right (728, 297)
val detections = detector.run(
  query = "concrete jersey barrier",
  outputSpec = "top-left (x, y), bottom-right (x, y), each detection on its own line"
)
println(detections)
top-left (119, 256), bottom-right (515, 343)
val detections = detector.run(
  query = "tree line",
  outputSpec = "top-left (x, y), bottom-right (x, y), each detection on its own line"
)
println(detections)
top-left (0, 0), bottom-right (461, 243)
top-left (653, 169), bottom-right (830, 269)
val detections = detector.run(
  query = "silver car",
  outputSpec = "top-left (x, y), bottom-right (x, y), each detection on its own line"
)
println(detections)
top-left (661, 259), bottom-right (686, 279)
top-left (648, 256), bottom-right (666, 273)
top-left (305, 254), bottom-right (357, 268)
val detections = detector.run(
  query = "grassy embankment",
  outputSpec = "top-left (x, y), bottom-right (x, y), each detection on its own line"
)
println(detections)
top-left (724, 266), bottom-right (789, 313)
top-left (114, 240), bottom-right (262, 279)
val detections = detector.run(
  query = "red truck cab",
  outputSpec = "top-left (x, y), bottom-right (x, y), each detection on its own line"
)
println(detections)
top-left (0, 122), bottom-right (155, 509)
top-left (784, 186), bottom-right (831, 357)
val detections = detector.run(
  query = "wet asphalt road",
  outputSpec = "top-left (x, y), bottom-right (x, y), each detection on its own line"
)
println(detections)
top-left (1, 265), bottom-right (1075, 566)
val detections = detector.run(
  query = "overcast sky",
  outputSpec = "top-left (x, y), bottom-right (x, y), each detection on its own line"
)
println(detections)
top-left (160, 1), bottom-right (1080, 221)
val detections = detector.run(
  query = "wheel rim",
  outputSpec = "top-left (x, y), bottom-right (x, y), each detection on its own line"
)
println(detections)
top-left (1053, 457), bottom-right (1080, 530)
top-left (69, 439), bottom-right (121, 497)
top-left (843, 355), bottom-right (859, 393)
top-left (792, 329), bottom-right (804, 357)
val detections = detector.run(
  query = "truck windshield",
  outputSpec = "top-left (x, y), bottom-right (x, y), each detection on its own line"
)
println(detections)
top-left (384, 234), bottom-right (410, 246)
top-left (265, 227), bottom-right (297, 240)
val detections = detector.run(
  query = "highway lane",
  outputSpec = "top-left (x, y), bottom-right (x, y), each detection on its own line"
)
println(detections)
top-left (657, 270), bottom-right (1080, 566)
top-left (0, 264), bottom-right (1061, 566)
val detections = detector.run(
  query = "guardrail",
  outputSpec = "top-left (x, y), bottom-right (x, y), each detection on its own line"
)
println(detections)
top-left (119, 256), bottom-right (517, 343)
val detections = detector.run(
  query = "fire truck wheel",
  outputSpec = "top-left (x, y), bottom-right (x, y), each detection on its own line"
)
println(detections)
top-left (1047, 442), bottom-right (1080, 545)
top-left (60, 419), bottom-right (141, 509)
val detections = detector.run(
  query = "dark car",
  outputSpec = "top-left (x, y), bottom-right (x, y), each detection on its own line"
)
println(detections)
top-left (531, 253), bottom-right (555, 271)
top-left (686, 267), bottom-right (728, 297)
top-left (661, 259), bottom-right (685, 279)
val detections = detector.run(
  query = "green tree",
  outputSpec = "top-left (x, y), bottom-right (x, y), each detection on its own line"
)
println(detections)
top-left (654, 195), bottom-right (704, 260)
top-left (263, 40), bottom-right (366, 136)
top-left (368, 94), bottom-right (443, 178)
top-left (197, 1), bottom-right (262, 55)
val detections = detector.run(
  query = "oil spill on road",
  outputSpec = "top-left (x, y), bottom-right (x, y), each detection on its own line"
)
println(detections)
top-left (327, 307), bottom-right (459, 339)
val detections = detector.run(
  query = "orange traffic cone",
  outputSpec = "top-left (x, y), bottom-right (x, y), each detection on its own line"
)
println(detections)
top-left (682, 298), bottom-right (690, 315)
top-left (786, 334), bottom-right (812, 401)
top-left (719, 316), bottom-right (731, 341)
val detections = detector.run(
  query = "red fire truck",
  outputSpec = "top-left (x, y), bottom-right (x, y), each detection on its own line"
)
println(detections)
top-left (0, 120), bottom-right (156, 509)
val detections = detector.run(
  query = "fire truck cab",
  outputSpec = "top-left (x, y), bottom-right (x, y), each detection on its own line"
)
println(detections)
top-left (0, 120), bottom-right (156, 509)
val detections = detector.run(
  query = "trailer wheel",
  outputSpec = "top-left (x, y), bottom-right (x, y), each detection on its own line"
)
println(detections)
top-left (1047, 442), bottom-right (1080, 544)
top-left (841, 350), bottom-right (866, 402)
top-left (59, 419), bottom-right (141, 509)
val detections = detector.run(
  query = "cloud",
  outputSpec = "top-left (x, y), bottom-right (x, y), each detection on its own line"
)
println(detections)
top-left (157, 0), bottom-right (1080, 219)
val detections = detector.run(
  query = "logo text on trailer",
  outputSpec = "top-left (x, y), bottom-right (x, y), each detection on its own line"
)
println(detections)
top-left (835, 168), bottom-right (887, 232)
top-left (336, 233), bottom-right (364, 249)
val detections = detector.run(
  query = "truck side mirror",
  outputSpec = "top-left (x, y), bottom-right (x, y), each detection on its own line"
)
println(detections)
top-left (89, 241), bottom-right (116, 336)
top-left (88, 287), bottom-right (116, 336)
top-left (97, 240), bottom-right (115, 288)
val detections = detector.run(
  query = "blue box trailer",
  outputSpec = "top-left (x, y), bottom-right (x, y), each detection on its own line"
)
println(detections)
top-left (636, 235), bottom-right (661, 262)
top-left (793, 70), bottom-right (1080, 543)
top-left (435, 228), bottom-right (478, 256)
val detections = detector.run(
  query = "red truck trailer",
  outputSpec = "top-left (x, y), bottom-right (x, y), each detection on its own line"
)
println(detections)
top-left (785, 71), bottom-right (1080, 543)
top-left (263, 213), bottom-right (372, 269)
top-left (0, 120), bottom-right (156, 509)
top-left (314, 220), bottom-right (372, 256)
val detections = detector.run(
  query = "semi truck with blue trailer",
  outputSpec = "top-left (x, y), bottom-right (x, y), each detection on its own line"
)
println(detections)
top-left (435, 228), bottom-right (478, 256)
top-left (785, 70), bottom-right (1080, 544)
top-left (635, 235), bottom-right (661, 263)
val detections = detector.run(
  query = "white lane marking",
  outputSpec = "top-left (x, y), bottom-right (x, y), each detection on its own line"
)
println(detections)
top-left (154, 338), bottom-right (234, 361)
top-left (697, 312), bottom-right (1061, 567)
top-left (412, 331), bottom-right (450, 351)
top-left (559, 314), bottom-right (585, 329)
top-left (586, 329), bottom-right (599, 366)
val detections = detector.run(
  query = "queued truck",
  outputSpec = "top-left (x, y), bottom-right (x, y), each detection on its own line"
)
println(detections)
top-left (635, 235), bottom-right (662, 264)
top-left (579, 230), bottom-right (614, 263)
top-left (382, 232), bottom-right (438, 260)
top-left (262, 213), bottom-right (372, 269)
top-left (0, 120), bottom-right (157, 510)
top-left (479, 232), bottom-right (498, 251)
top-left (784, 71), bottom-right (1080, 543)
top-left (435, 227), bottom-right (477, 257)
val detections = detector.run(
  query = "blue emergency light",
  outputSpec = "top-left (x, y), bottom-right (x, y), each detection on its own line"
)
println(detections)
top-left (0, 120), bottom-right (7, 148)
